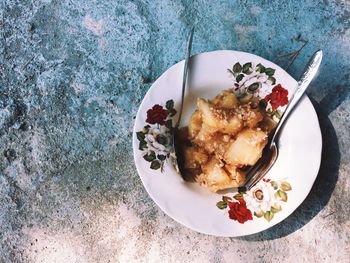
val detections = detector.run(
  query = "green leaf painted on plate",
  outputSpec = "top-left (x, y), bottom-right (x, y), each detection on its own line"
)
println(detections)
top-left (139, 140), bottom-right (147, 150)
top-left (233, 62), bottom-right (242, 73)
top-left (222, 196), bottom-right (232, 203)
top-left (268, 76), bottom-right (276, 85)
top-left (256, 63), bottom-right (266, 73)
top-left (271, 204), bottom-right (282, 213)
top-left (236, 74), bottom-right (244, 82)
top-left (216, 201), bottom-right (227, 209)
top-left (166, 100), bottom-right (174, 110)
top-left (143, 151), bottom-right (156, 162)
top-left (233, 193), bottom-right (244, 200)
top-left (136, 131), bottom-right (145, 141)
top-left (264, 211), bottom-right (274, 222)
top-left (274, 110), bottom-right (282, 119)
top-left (280, 182), bottom-right (292, 191)
top-left (270, 180), bottom-right (279, 190)
top-left (275, 190), bottom-right (288, 202)
top-left (150, 160), bottom-right (161, 170)
top-left (265, 68), bottom-right (276, 77)
top-left (242, 62), bottom-right (253, 74)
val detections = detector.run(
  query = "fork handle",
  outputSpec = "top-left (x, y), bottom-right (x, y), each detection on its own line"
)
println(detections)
top-left (175, 27), bottom-right (195, 128)
top-left (270, 50), bottom-right (323, 146)
top-left (243, 50), bottom-right (323, 191)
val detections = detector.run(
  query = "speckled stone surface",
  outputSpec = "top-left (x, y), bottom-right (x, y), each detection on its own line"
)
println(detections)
top-left (1, 0), bottom-right (349, 262)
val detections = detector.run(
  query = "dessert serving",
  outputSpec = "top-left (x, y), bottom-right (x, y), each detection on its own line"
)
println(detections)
top-left (177, 88), bottom-right (279, 192)
top-left (136, 60), bottom-right (291, 194)
top-left (133, 51), bottom-right (322, 234)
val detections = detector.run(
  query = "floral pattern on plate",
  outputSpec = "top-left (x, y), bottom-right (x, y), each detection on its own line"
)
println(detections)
top-left (135, 100), bottom-right (177, 171)
top-left (216, 179), bottom-right (292, 223)
top-left (136, 61), bottom-right (293, 223)
top-left (228, 61), bottom-right (289, 121)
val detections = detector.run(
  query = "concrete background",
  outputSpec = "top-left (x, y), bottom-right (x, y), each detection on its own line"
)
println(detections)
top-left (1, 0), bottom-right (349, 262)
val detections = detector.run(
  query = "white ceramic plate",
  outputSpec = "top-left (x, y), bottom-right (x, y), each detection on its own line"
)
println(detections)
top-left (133, 50), bottom-right (322, 237)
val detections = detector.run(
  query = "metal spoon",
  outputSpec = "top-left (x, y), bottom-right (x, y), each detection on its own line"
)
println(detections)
top-left (170, 27), bottom-right (194, 174)
top-left (243, 50), bottom-right (323, 190)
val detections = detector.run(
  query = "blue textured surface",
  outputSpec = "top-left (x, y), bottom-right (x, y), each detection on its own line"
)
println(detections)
top-left (1, 0), bottom-right (349, 262)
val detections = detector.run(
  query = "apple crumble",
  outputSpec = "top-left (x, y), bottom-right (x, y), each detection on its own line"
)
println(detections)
top-left (177, 89), bottom-right (277, 192)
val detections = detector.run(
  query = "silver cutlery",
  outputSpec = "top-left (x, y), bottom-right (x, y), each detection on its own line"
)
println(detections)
top-left (243, 50), bottom-right (323, 190)
top-left (171, 27), bottom-right (194, 174)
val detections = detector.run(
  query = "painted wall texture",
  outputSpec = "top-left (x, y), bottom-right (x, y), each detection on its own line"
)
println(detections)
top-left (1, 0), bottom-right (349, 262)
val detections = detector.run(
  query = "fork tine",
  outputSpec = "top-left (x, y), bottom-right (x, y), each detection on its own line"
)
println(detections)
top-left (243, 156), bottom-right (267, 188)
top-left (243, 146), bottom-right (277, 190)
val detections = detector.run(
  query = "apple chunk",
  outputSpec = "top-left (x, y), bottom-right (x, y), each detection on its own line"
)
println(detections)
top-left (212, 90), bottom-right (239, 109)
top-left (182, 146), bottom-right (209, 169)
top-left (197, 98), bottom-right (243, 135)
top-left (188, 110), bottom-right (202, 139)
top-left (225, 128), bottom-right (268, 166)
top-left (197, 157), bottom-right (239, 192)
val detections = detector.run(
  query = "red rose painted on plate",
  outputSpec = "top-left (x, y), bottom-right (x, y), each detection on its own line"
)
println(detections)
top-left (228, 199), bottom-right (253, 224)
top-left (264, 84), bottom-right (289, 110)
top-left (146, 104), bottom-right (168, 125)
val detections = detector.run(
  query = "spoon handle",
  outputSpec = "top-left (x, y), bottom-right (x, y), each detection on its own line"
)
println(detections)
top-left (270, 50), bottom-right (323, 145)
top-left (175, 27), bottom-right (195, 128)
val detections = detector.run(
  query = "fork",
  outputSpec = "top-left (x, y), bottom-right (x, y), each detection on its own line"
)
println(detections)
top-left (170, 27), bottom-right (195, 175)
top-left (243, 50), bottom-right (323, 191)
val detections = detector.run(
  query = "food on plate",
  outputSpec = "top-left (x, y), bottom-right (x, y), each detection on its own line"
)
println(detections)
top-left (177, 89), bottom-right (277, 192)
top-left (225, 128), bottom-right (267, 166)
